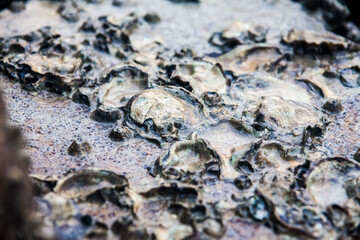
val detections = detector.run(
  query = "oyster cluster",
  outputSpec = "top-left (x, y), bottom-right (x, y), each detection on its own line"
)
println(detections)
top-left (1, 0), bottom-right (360, 239)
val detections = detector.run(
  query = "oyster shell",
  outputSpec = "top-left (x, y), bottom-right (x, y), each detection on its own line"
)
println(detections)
top-left (254, 141), bottom-right (304, 171)
top-left (282, 29), bottom-right (360, 54)
top-left (126, 87), bottom-right (207, 142)
top-left (241, 96), bottom-right (324, 137)
top-left (155, 137), bottom-right (221, 183)
top-left (209, 21), bottom-right (267, 51)
top-left (306, 158), bottom-right (360, 207)
top-left (165, 61), bottom-right (229, 96)
top-left (98, 65), bottom-right (149, 109)
top-left (230, 73), bottom-right (313, 104)
top-left (257, 171), bottom-right (333, 238)
top-left (207, 44), bottom-right (281, 75)
top-left (54, 169), bottom-right (129, 200)
top-left (17, 53), bottom-right (82, 95)
top-left (230, 140), bottom-right (304, 174)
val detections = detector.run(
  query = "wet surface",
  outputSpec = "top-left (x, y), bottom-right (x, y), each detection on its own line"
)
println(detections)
top-left (0, 0), bottom-right (360, 239)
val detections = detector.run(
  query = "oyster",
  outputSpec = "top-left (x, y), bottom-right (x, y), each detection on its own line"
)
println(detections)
top-left (254, 141), bottom-right (304, 171)
top-left (207, 44), bottom-right (281, 75)
top-left (90, 65), bottom-right (150, 123)
top-left (209, 21), bottom-right (267, 51)
top-left (125, 87), bottom-right (207, 142)
top-left (230, 73), bottom-right (313, 104)
top-left (165, 61), bottom-right (228, 96)
top-left (98, 65), bottom-right (149, 109)
top-left (18, 54), bottom-right (82, 94)
top-left (230, 140), bottom-right (305, 174)
top-left (197, 120), bottom-right (256, 160)
top-left (241, 96), bottom-right (324, 137)
top-left (2, 1), bottom-right (360, 239)
top-left (257, 171), bottom-right (333, 239)
top-left (306, 158), bottom-right (360, 207)
top-left (54, 169), bottom-right (129, 200)
top-left (139, 183), bottom-right (225, 239)
top-left (282, 29), bottom-right (360, 54)
top-left (154, 137), bottom-right (221, 183)
top-left (72, 86), bottom-right (98, 107)
top-left (37, 169), bottom-right (136, 240)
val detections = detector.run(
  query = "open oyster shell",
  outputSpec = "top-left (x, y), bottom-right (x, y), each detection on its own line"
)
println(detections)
top-left (125, 87), bottom-right (208, 142)
top-left (240, 96), bottom-right (324, 137)
top-left (154, 137), bottom-right (222, 183)
top-left (164, 61), bottom-right (229, 96)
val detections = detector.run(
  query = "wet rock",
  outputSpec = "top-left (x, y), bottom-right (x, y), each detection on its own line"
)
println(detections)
top-left (57, 3), bottom-right (80, 23)
top-left (322, 99), bottom-right (343, 113)
top-left (112, 0), bottom-right (123, 7)
top-left (0, 91), bottom-right (46, 239)
top-left (144, 13), bottom-right (161, 24)
top-left (90, 106), bottom-right (120, 123)
top-left (67, 138), bottom-right (92, 156)
top-left (9, 1), bottom-right (25, 13)
top-left (109, 125), bottom-right (133, 141)
top-left (80, 19), bottom-right (96, 32)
